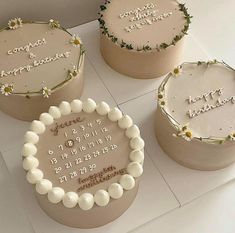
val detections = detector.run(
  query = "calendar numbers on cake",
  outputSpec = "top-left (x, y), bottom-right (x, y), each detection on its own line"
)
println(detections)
top-left (65, 139), bottom-right (74, 148)
top-left (48, 149), bottom-right (54, 155)
top-left (84, 154), bottom-right (92, 161)
top-left (75, 157), bottom-right (82, 165)
top-left (55, 166), bottom-right (62, 174)
top-left (79, 167), bottom-right (87, 175)
top-left (71, 148), bottom-right (78, 155)
top-left (59, 175), bottom-right (67, 183)
top-left (89, 163), bottom-right (96, 171)
top-left (65, 162), bottom-right (72, 169)
top-left (61, 153), bottom-right (68, 160)
top-left (49, 117), bottom-right (119, 185)
top-left (69, 171), bottom-right (78, 179)
top-left (72, 128), bottom-right (78, 134)
top-left (50, 158), bottom-right (57, 164)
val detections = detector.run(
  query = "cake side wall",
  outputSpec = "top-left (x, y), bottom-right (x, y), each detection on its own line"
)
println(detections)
top-left (100, 33), bottom-right (184, 79)
top-left (0, 58), bottom-right (84, 121)
top-left (155, 107), bottom-right (235, 171)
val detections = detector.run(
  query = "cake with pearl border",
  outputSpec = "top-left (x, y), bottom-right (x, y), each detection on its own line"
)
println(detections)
top-left (99, 0), bottom-right (192, 79)
top-left (22, 98), bottom-right (144, 228)
top-left (0, 18), bottom-right (84, 121)
top-left (155, 60), bottom-right (235, 170)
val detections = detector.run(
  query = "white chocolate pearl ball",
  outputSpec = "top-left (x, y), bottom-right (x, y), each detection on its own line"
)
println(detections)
top-left (130, 137), bottom-right (145, 150)
top-left (94, 190), bottom-right (110, 207)
top-left (22, 143), bottom-right (37, 157)
top-left (26, 168), bottom-right (43, 184)
top-left (108, 183), bottom-right (123, 199)
top-left (108, 107), bottom-right (122, 122)
top-left (30, 120), bottom-right (45, 134)
top-left (71, 99), bottom-right (82, 113)
top-left (49, 106), bottom-right (61, 119)
top-left (125, 125), bottom-right (140, 139)
top-left (119, 174), bottom-right (135, 190)
top-left (36, 179), bottom-right (52, 195)
top-left (48, 187), bottom-right (65, 204)
top-left (82, 98), bottom-right (97, 113)
top-left (24, 131), bottom-right (39, 144)
top-left (78, 193), bottom-right (94, 210)
top-left (129, 150), bottom-right (144, 163)
top-left (118, 115), bottom-right (133, 129)
top-left (23, 156), bottom-right (39, 170)
top-left (59, 101), bottom-right (71, 115)
top-left (96, 101), bottom-right (110, 115)
top-left (62, 192), bottom-right (79, 208)
top-left (39, 113), bottom-right (54, 126)
top-left (127, 162), bottom-right (143, 177)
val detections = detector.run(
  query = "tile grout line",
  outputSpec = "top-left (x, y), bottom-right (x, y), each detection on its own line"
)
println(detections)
top-left (129, 177), bottom-right (235, 233)
top-left (85, 55), bottom-right (119, 106)
top-left (145, 149), bottom-right (182, 207)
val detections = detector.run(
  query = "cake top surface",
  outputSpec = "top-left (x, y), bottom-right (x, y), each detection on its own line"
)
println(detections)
top-left (0, 18), bottom-right (84, 97)
top-left (22, 99), bottom-right (144, 209)
top-left (158, 61), bottom-right (235, 144)
top-left (99, 0), bottom-right (191, 51)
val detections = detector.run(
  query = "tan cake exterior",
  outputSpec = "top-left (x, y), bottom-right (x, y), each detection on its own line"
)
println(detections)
top-left (99, 0), bottom-right (192, 79)
top-left (155, 61), bottom-right (235, 170)
top-left (0, 18), bottom-right (85, 121)
top-left (22, 98), bottom-right (144, 228)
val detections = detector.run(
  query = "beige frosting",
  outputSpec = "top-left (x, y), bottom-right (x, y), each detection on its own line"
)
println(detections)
top-left (36, 111), bottom-right (131, 194)
top-left (0, 23), bottom-right (81, 92)
top-left (155, 62), bottom-right (235, 170)
top-left (0, 21), bottom-right (84, 121)
top-left (164, 62), bottom-right (235, 139)
top-left (102, 0), bottom-right (185, 49)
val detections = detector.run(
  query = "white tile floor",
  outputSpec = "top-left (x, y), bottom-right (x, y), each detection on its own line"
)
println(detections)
top-left (1, 1), bottom-right (235, 232)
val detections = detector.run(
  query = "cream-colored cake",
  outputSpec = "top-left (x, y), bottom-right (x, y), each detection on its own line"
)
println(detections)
top-left (99, 0), bottom-right (192, 79)
top-left (155, 61), bottom-right (235, 170)
top-left (22, 98), bottom-right (145, 228)
top-left (0, 18), bottom-right (85, 121)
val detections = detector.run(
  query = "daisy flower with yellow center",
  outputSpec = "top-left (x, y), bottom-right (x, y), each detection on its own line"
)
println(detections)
top-left (68, 66), bottom-right (79, 78)
top-left (172, 66), bottom-right (183, 77)
top-left (8, 18), bottom-right (18, 30)
top-left (173, 123), bottom-right (193, 141)
top-left (0, 83), bottom-right (14, 96)
top-left (227, 133), bottom-right (235, 141)
top-left (70, 35), bottom-right (82, 47)
top-left (42, 87), bottom-right (52, 98)
top-left (49, 19), bottom-right (60, 29)
top-left (16, 18), bottom-right (23, 27)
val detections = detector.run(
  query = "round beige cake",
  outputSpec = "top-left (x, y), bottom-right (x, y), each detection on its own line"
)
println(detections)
top-left (22, 98), bottom-right (145, 228)
top-left (99, 0), bottom-right (192, 79)
top-left (0, 18), bottom-right (85, 121)
top-left (155, 61), bottom-right (235, 170)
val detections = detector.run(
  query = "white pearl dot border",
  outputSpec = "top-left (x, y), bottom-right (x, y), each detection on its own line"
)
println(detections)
top-left (22, 98), bottom-right (145, 210)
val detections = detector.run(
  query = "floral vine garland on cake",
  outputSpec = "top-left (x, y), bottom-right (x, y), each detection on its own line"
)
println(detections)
top-left (157, 60), bottom-right (235, 144)
top-left (0, 20), bottom-right (85, 99)
top-left (98, 0), bottom-right (192, 52)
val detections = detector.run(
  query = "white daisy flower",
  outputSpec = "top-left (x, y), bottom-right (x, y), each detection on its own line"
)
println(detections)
top-left (42, 87), bottom-right (51, 98)
top-left (172, 66), bottom-right (183, 77)
top-left (16, 18), bottom-right (23, 27)
top-left (227, 133), bottom-right (235, 141)
top-left (174, 123), bottom-right (193, 141)
top-left (8, 18), bottom-right (18, 30)
top-left (70, 35), bottom-right (82, 47)
top-left (49, 19), bottom-right (60, 28)
top-left (0, 83), bottom-right (14, 96)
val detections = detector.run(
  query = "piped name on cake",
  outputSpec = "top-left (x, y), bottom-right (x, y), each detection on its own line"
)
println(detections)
top-left (186, 88), bottom-right (235, 118)
top-left (50, 116), bottom-right (85, 136)
top-left (119, 2), bottom-right (173, 32)
top-left (0, 52), bottom-right (70, 78)
top-left (7, 38), bottom-right (46, 55)
top-left (77, 165), bottom-right (126, 192)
